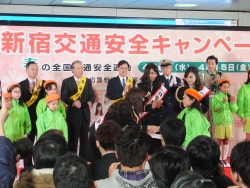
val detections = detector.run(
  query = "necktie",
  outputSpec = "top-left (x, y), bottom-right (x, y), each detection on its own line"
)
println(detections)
top-left (166, 79), bottom-right (169, 88)
top-left (151, 83), bottom-right (153, 92)
top-left (122, 78), bottom-right (126, 89)
top-left (76, 80), bottom-right (80, 87)
top-left (29, 81), bottom-right (35, 93)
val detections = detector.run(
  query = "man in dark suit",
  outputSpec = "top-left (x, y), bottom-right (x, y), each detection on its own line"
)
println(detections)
top-left (19, 61), bottom-right (46, 167)
top-left (91, 120), bottom-right (121, 181)
top-left (107, 60), bottom-right (135, 102)
top-left (160, 59), bottom-right (182, 119)
top-left (61, 60), bottom-right (95, 159)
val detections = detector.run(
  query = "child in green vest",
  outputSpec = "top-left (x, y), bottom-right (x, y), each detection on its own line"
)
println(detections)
top-left (212, 78), bottom-right (237, 167)
top-left (178, 88), bottom-right (210, 147)
top-left (36, 80), bottom-right (66, 119)
top-left (36, 94), bottom-right (68, 141)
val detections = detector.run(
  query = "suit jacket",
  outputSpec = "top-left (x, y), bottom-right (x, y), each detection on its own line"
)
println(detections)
top-left (61, 76), bottom-right (95, 123)
top-left (106, 76), bottom-right (135, 100)
top-left (91, 153), bottom-right (119, 181)
top-left (19, 79), bottom-right (46, 127)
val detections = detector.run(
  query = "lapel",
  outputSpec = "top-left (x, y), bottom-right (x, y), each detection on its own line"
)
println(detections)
top-left (24, 78), bottom-right (30, 92)
top-left (70, 76), bottom-right (78, 94)
top-left (115, 76), bottom-right (123, 91)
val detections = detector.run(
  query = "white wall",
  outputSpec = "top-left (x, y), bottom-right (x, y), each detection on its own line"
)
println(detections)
top-left (0, 4), bottom-right (250, 26)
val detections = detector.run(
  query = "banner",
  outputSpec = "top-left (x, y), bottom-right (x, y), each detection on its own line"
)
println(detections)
top-left (0, 26), bottom-right (248, 145)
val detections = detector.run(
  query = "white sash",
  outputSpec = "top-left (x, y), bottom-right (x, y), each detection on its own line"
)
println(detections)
top-left (198, 86), bottom-right (211, 102)
top-left (95, 112), bottom-right (107, 130)
top-left (139, 84), bottom-right (168, 119)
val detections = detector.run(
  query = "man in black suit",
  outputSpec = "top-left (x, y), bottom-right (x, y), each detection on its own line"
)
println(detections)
top-left (160, 59), bottom-right (182, 119)
top-left (90, 120), bottom-right (121, 181)
top-left (61, 60), bottom-right (95, 159)
top-left (19, 61), bottom-right (46, 167)
top-left (107, 60), bottom-right (135, 102)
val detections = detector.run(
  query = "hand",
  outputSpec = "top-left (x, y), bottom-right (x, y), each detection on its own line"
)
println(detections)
top-left (108, 162), bottom-right (120, 178)
top-left (230, 96), bottom-right (236, 104)
top-left (24, 134), bottom-right (28, 138)
top-left (87, 101), bottom-right (93, 109)
top-left (241, 118), bottom-right (246, 124)
top-left (147, 125), bottom-right (159, 134)
top-left (74, 100), bottom-right (81, 109)
top-left (0, 97), bottom-right (9, 136)
top-left (152, 100), bottom-right (158, 109)
top-left (156, 100), bottom-right (163, 109)
top-left (124, 84), bottom-right (133, 95)
top-left (215, 74), bottom-right (221, 83)
top-left (222, 97), bottom-right (228, 103)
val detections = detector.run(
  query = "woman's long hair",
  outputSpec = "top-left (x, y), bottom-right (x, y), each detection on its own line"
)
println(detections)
top-left (95, 103), bottom-right (103, 116)
top-left (183, 66), bottom-right (202, 91)
top-left (108, 88), bottom-right (145, 117)
top-left (218, 81), bottom-right (231, 103)
top-left (140, 63), bottom-right (161, 91)
top-left (7, 85), bottom-right (24, 106)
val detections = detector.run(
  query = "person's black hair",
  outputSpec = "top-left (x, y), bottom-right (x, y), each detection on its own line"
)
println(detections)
top-left (183, 66), bottom-right (202, 91)
top-left (26, 61), bottom-right (37, 69)
top-left (230, 140), bottom-right (250, 187)
top-left (115, 128), bottom-right (149, 168)
top-left (140, 63), bottom-right (161, 92)
top-left (95, 102), bottom-right (103, 116)
top-left (53, 152), bottom-right (95, 188)
top-left (206, 55), bottom-right (218, 65)
top-left (70, 60), bottom-right (82, 69)
top-left (7, 85), bottom-right (24, 106)
top-left (33, 133), bottom-right (68, 169)
top-left (218, 80), bottom-right (231, 103)
top-left (45, 82), bottom-right (57, 91)
top-left (13, 138), bottom-right (33, 159)
top-left (245, 72), bottom-right (250, 84)
top-left (186, 93), bottom-right (203, 113)
top-left (186, 136), bottom-right (220, 178)
top-left (95, 120), bottom-right (122, 151)
top-left (149, 145), bottom-right (191, 188)
top-left (118, 60), bottom-right (130, 68)
top-left (160, 116), bottom-right (186, 146)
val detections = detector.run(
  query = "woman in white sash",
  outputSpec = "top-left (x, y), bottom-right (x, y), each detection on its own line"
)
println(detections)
top-left (137, 63), bottom-right (164, 154)
top-left (174, 66), bottom-right (210, 114)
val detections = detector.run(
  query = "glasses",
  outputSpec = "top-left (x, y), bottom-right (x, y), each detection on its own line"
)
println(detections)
top-left (12, 91), bottom-right (22, 94)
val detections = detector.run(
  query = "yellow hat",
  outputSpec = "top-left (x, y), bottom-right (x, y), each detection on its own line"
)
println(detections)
top-left (3, 92), bottom-right (12, 99)
top-left (46, 94), bottom-right (60, 103)
top-left (43, 80), bottom-right (58, 88)
top-left (159, 59), bottom-right (173, 67)
top-left (185, 88), bottom-right (201, 101)
top-left (218, 78), bottom-right (230, 85)
top-left (7, 83), bottom-right (20, 92)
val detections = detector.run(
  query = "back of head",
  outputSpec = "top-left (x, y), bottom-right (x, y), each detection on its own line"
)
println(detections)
top-left (13, 138), bottom-right (33, 159)
top-left (33, 134), bottom-right (68, 169)
top-left (186, 136), bottom-right (220, 178)
top-left (115, 128), bottom-right (149, 168)
top-left (149, 145), bottom-right (191, 188)
top-left (53, 152), bottom-right (94, 188)
top-left (160, 116), bottom-right (186, 146)
top-left (95, 120), bottom-right (122, 151)
top-left (230, 141), bottom-right (250, 187)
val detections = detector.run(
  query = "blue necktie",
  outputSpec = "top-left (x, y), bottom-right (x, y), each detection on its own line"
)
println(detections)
top-left (122, 78), bottom-right (126, 89)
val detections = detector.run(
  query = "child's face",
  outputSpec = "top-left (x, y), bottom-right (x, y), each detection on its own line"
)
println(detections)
top-left (219, 82), bottom-right (230, 94)
top-left (46, 84), bottom-right (58, 95)
top-left (47, 100), bottom-right (59, 111)
top-left (185, 72), bottom-right (196, 86)
top-left (97, 106), bottom-right (102, 111)
top-left (11, 87), bottom-right (22, 100)
top-left (5, 98), bottom-right (12, 109)
top-left (207, 59), bottom-right (217, 72)
top-left (183, 93), bottom-right (195, 108)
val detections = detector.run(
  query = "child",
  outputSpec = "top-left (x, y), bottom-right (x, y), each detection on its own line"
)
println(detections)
top-left (212, 78), bottom-right (238, 167)
top-left (7, 83), bottom-right (31, 139)
top-left (237, 68), bottom-right (250, 141)
top-left (178, 88), bottom-right (210, 147)
top-left (3, 92), bottom-right (24, 142)
top-left (95, 103), bottom-right (103, 121)
top-left (36, 94), bottom-right (68, 141)
top-left (36, 80), bottom-right (66, 118)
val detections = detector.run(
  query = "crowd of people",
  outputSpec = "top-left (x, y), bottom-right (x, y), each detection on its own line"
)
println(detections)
top-left (0, 55), bottom-right (250, 188)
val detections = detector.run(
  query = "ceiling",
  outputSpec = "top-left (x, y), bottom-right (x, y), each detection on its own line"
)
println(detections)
top-left (0, 0), bottom-right (250, 11)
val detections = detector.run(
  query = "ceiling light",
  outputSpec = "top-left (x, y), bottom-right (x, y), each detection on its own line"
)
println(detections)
top-left (62, 0), bottom-right (86, 3)
top-left (174, 4), bottom-right (197, 7)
